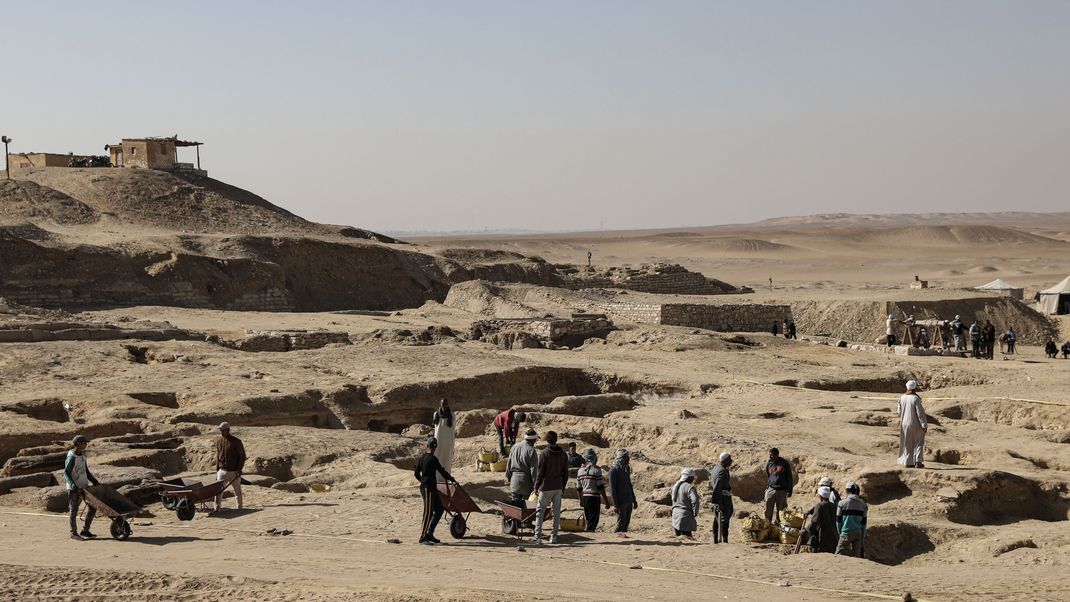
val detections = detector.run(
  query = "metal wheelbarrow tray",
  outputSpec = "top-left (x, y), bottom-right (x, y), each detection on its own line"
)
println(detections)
top-left (436, 481), bottom-right (482, 539)
top-left (82, 484), bottom-right (142, 540)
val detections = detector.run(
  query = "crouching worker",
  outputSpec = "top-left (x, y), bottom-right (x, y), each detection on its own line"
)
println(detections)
top-left (415, 436), bottom-right (457, 545)
top-left (835, 482), bottom-right (868, 557)
top-left (65, 435), bottom-right (100, 541)
top-left (804, 486), bottom-right (838, 553)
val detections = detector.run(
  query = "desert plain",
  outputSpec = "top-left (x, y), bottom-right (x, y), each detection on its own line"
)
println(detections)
top-left (1, 168), bottom-right (1069, 601)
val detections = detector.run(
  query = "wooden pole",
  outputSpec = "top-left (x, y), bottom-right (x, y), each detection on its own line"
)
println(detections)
top-left (196, 144), bottom-right (200, 170)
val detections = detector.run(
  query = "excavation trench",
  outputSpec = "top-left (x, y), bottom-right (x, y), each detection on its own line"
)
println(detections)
top-left (778, 369), bottom-right (989, 393)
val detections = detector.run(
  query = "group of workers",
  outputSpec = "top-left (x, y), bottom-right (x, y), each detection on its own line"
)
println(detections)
top-left (64, 422), bottom-right (247, 541)
top-left (1044, 338), bottom-right (1070, 359)
top-left (771, 319), bottom-right (797, 339)
top-left (889, 313), bottom-right (1023, 359)
top-left (416, 402), bottom-right (880, 557)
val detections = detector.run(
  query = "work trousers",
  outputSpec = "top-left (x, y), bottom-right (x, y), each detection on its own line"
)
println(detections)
top-left (713, 498), bottom-right (733, 542)
top-left (534, 489), bottom-right (562, 539)
top-left (764, 487), bottom-right (788, 524)
top-left (615, 503), bottom-right (633, 533)
top-left (214, 470), bottom-right (243, 511)
top-left (420, 485), bottom-right (445, 538)
top-left (68, 489), bottom-right (96, 535)
top-left (836, 530), bottom-right (864, 557)
top-left (581, 495), bottom-right (602, 532)
top-left (494, 427), bottom-right (514, 456)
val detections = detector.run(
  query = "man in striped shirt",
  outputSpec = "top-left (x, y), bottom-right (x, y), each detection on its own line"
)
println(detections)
top-left (575, 448), bottom-right (610, 531)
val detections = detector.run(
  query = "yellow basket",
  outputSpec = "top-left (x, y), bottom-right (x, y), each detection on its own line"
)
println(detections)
top-left (309, 483), bottom-right (331, 493)
top-left (780, 510), bottom-right (804, 529)
top-left (478, 450), bottom-right (499, 463)
top-left (559, 516), bottom-right (586, 532)
top-left (490, 459), bottom-right (508, 472)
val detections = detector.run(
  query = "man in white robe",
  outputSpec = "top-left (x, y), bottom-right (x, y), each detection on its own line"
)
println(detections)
top-left (671, 468), bottom-right (700, 537)
top-left (898, 380), bottom-right (927, 468)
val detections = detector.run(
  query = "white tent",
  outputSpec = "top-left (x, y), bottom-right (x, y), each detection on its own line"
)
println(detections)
top-left (975, 278), bottom-right (1024, 301)
top-left (1036, 275), bottom-right (1070, 315)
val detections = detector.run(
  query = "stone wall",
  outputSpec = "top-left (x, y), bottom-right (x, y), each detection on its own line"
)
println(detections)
top-left (217, 330), bottom-right (352, 352)
top-left (599, 302), bottom-right (792, 332)
top-left (560, 263), bottom-right (748, 295)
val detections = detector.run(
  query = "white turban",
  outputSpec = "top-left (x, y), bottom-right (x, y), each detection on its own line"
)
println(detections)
top-left (719, 452), bottom-right (731, 462)
top-left (817, 486), bottom-right (832, 499)
top-left (906, 380), bottom-right (918, 391)
top-left (818, 476), bottom-right (833, 487)
top-left (680, 468), bottom-right (696, 480)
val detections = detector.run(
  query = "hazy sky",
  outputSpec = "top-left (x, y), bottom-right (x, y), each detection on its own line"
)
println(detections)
top-left (4, 1), bottom-right (1069, 232)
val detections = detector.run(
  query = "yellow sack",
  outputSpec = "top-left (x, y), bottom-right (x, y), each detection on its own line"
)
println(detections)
top-left (740, 516), bottom-right (767, 532)
top-left (490, 459), bottom-right (508, 472)
top-left (740, 529), bottom-right (761, 543)
top-left (780, 525), bottom-right (800, 544)
top-left (478, 449), bottom-right (499, 463)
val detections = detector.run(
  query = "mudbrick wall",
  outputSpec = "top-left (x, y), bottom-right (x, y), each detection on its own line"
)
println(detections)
top-left (600, 302), bottom-right (792, 332)
top-left (560, 263), bottom-right (747, 295)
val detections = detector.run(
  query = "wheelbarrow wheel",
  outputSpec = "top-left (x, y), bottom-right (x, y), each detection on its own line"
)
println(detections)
top-left (502, 517), bottom-right (519, 535)
top-left (110, 518), bottom-right (132, 541)
top-left (449, 514), bottom-right (467, 539)
top-left (162, 495), bottom-right (177, 511)
top-left (176, 499), bottom-right (196, 521)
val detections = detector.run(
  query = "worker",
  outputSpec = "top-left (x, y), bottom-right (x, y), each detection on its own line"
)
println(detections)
top-left (950, 315), bottom-right (965, 352)
top-left (709, 452), bottom-right (733, 544)
top-left (835, 482), bottom-right (869, 557)
top-left (506, 429), bottom-right (539, 505)
top-left (415, 436), bottom-right (456, 545)
top-left (969, 320), bottom-right (981, 358)
top-left (982, 320), bottom-right (997, 360)
top-left (431, 398), bottom-right (454, 473)
top-left (804, 486), bottom-right (838, 553)
top-left (764, 448), bottom-right (794, 524)
top-left (64, 435), bottom-right (100, 540)
top-left (532, 430), bottom-right (569, 545)
top-left (492, 409), bottom-right (526, 457)
top-left (885, 314), bottom-right (898, 346)
top-left (575, 448), bottom-right (611, 532)
top-left (771, 321), bottom-right (780, 336)
top-left (671, 468), bottom-right (700, 538)
top-left (897, 380), bottom-right (927, 468)
top-left (214, 422), bottom-right (246, 513)
top-left (1062, 341), bottom-right (1070, 359)
top-left (1045, 339), bottom-right (1058, 359)
top-left (787, 319), bottom-right (798, 340)
top-left (1005, 327), bottom-right (1017, 354)
top-left (939, 320), bottom-right (952, 351)
top-left (782, 319), bottom-right (790, 339)
top-left (817, 476), bottom-right (841, 506)
top-left (608, 448), bottom-right (638, 538)
top-left (917, 327), bottom-right (930, 348)
top-left (566, 442), bottom-right (584, 469)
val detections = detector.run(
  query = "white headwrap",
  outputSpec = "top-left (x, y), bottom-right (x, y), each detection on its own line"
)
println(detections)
top-left (906, 380), bottom-right (918, 391)
top-left (817, 486), bottom-right (832, 499)
top-left (679, 467), bottom-right (696, 481)
top-left (819, 476), bottom-right (833, 487)
top-left (718, 452), bottom-right (731, 462)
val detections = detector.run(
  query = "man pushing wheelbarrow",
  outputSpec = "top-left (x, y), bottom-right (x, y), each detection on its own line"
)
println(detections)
top-left (415, 436), bottom-right (458, 545)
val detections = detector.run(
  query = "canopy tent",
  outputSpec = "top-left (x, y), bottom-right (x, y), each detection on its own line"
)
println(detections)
top-left (975, 278), bottom-right (1024, 300)
top-left (1036, 275), bottom-right (1070, 315)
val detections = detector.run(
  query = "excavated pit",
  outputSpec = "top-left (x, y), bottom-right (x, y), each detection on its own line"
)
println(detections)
top-left (936, 400), bottom-right (1070, 431)
top-left (941, 471), bottom-right (1070, 525)
top-left (864, 521), bottom-right (937, 565)
top-left (781, 369), bottom-right (989, 393)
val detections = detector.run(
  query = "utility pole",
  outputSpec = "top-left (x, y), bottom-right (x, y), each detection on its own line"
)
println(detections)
top-left (2, 136), bottom-right (11, 179)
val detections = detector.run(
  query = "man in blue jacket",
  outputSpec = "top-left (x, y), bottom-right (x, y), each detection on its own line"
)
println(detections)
top-left (763, 448), bottom-right (794, 525)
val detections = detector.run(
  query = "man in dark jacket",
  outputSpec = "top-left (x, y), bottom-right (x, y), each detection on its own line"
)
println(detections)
top-left (64, 435), bottom-right (100, 540)
top-left (608, 448), bottom-right (638, 537)
top-left (414, 436), bottom-right (456, 545)
top-left (532, 430), bottom-right (569, 544)
top-left (566, 442), bottom-right (584, 469)
top-left (804, 486), bottom-right (838, 553)
top-left (214, 422), bottom-right (247, 512)
top-left (763, 448), bottom-right (794, 524)
top-left (982, 320), bottom-right (997, 359)
top-left (709, 452), bottom-right (733, 543)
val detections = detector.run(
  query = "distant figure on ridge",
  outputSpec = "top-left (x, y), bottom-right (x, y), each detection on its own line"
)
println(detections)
top-left (982, 320), bottom-right (997, 360)
top-left (897, 380), bottom-right (927, 468)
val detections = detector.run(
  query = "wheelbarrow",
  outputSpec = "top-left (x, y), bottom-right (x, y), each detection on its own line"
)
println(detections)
top-left (81, 484), bottom-right (142, 541)
top-left (436, 481), bottom-right (482, 539)
top-left (159, 473), bottom-right (240, 521)
top-left (495, 499), bottom-right (552, 539)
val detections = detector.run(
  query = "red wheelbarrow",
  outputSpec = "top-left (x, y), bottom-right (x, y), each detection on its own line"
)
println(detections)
top-left (436, 481), bottom-right (482, 539)
top-left (495, 499), bottom-right (551, 539)
top-left (159, 474), bottom-right (240, 521)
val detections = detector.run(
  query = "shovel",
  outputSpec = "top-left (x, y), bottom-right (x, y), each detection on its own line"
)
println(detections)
top-left (793, 515), bottom-right (812, 554)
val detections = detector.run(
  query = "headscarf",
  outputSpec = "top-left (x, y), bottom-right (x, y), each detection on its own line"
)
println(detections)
top-left (582, 448), bottom-right (598, 465)
top-left (679, 467), bottom-right (696, 481)
top-left (818, 476), bottom-right (833, 487)
top-left (817, 486), bottom-right (832, 499)
top-left (906, 380), bottom-right (918, 392)
top-left (718, 452), bottom-right (731, 463)
top-left (612, 448), bottom-right (631, 474)
top-left (434, 399), bottom-right (453, 427)
top-left (524, 429), bottom-right (538, 441)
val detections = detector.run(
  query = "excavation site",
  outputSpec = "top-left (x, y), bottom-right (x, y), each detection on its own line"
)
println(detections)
top-left (1, 165), bottom-right (1069, 601)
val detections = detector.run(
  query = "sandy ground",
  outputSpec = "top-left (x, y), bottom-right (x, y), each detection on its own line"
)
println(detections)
top-left (3, 219), bottom-right (1070, 601)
